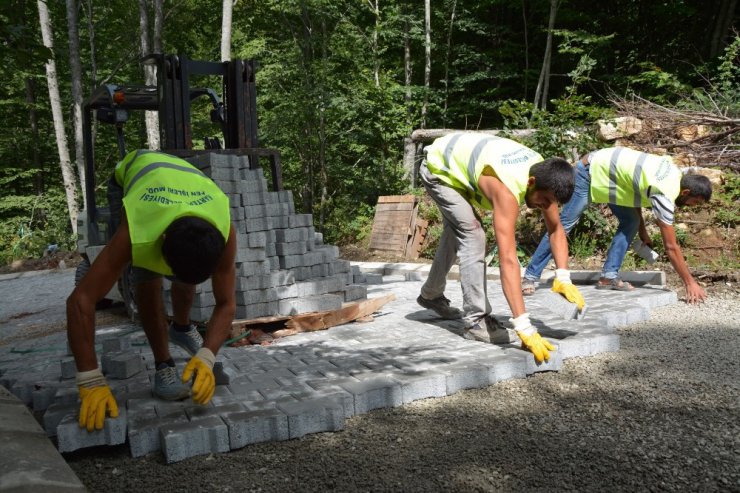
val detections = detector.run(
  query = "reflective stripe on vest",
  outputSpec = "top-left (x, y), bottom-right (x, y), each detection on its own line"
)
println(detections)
top-left (115, 150), bottom-right (230, 275)
top-left (425, 133), bottom-right (541, 209)
top-left (590, 147), bottom-right (681, 207)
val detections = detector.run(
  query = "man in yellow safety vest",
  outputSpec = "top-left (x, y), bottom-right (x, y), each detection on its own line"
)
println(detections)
top-left (522, 147), bottom-right (712, 303)
top-left (416, 132), bottom-right (585, 363)
top-left (67, 150), bottom-right (237, 431)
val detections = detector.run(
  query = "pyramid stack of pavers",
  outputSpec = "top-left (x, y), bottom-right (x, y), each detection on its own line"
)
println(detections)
top-left (163, 153), bottom-right (369, 322)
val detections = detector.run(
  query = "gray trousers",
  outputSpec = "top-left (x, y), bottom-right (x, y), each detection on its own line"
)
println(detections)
top-left (419, 161), bottom-right (491, 327)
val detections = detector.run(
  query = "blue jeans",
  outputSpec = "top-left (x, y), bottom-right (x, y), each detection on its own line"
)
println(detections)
top-left (523, 161), bottom-right (641, 281)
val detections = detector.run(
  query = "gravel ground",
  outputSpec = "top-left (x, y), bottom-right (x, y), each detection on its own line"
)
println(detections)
top-left (64, 292), bottom-right (740, 492)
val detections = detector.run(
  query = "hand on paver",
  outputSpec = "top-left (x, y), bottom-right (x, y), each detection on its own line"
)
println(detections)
top-left (182, 348), bottom-right (216, 405)
top-left (76, 368), bottom-right (119, 432)
top-left (511, 313), bottom-right (555, 363)
top-left (552, 270), bottom-right (585, 310)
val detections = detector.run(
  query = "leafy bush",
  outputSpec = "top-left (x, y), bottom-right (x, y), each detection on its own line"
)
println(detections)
top-left (0, 191), bottom-right (74, 266)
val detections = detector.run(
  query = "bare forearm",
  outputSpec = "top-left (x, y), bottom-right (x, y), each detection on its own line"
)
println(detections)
top-left (202, 301), bottom-right (236, 355)
top-left (665, 244), bottom-right (695, 285)
top-left (66, 292), bottom-right (99, 371)
top-left (499, 256), bottom-right (525, 317)
top-left (548, 229), bottom-right (569, 270)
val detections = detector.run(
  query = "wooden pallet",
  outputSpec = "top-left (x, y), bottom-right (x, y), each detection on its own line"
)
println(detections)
top-left (229, 293), bottom-right (396, 346)
top-left (368, 195), bottom-right (427, 259)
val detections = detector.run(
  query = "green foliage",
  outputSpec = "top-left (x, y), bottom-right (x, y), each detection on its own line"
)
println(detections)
top-left (626, 63), bottom-right (692, 103)
top-left (499, 96), bottom-right (609, 160)
top-left (712, 172), bottom-right (740, 228)
top-left (0, 191), bottom-right (74, 265)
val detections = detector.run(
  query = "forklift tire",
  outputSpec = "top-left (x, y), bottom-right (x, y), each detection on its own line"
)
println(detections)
top-left (74, 256), bottom-right (91, 286)
top-left (118, 263), bottom-right (139, 322)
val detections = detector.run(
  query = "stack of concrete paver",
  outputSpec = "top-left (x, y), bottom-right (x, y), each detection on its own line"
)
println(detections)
top-left (0, 267), bottom-right (677, 463)
top-left (163, 154), bottom-right (368, 322)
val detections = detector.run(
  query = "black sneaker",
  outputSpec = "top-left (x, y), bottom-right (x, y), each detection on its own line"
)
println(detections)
top-left (416, 295), bottom-right (463, 319)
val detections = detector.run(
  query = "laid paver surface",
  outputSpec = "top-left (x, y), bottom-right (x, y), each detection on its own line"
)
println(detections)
top-left (0, 268), bottom-right (676, 464)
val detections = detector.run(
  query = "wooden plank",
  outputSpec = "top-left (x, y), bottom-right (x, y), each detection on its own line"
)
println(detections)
top-left (271, 294), bottom-right (397, 337)
top-left (377, 195), bottom-right (417, 204)
top-left (376, 203), bottom-right (416, 212)
top-left (406, 218), bottom-right (428, 259)
top-left (369, 234), bottom-right (410, 250)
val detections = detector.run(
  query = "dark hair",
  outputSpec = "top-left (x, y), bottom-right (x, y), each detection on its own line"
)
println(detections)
top-left (529, 157), bottom-right (575, 204)
top-left (162, 216), bottom-right (226, 284)
top-left (680, 173), bottom-right (712, 201)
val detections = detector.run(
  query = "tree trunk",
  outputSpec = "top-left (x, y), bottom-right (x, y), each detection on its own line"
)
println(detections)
top-left (403, 14), bottom-right (412, 129)
top-left (300, 0), bottom-right (314, 214)
top-left (66, 0), bottom-right (87, 210)
top-left (318, 17), bottom-right (328, 233)
top-left (534, 0), bottom-right (558, 110)
top-left (521, 0), bottom-right (529, 99)
top-left (37, 0), bottom-right (79, 233)
top-left (139, 0), bottom-right (160, 149)
top-left (25, 78), bottom-right (43, 194)
top-left (442, 0), bottom-right (457, 127)
top-left (370, 0), bottom-right (380, 88)
top-left (709, 0), bottom-right (737, 58)
top-left (152, 0), bottom-right (163, 53)
top-left (82, 0), bottom-right (97, 87)
top-left (221, 0), bottom-right (234, 61)
top-left (421, 0), bottom-right (431, 129)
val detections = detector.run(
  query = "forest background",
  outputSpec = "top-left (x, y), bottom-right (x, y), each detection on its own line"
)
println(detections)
top-left (1, 0), bottom-right (738, 278)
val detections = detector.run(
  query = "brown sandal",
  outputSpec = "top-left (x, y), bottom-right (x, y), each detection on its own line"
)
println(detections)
top-left (521, 279), bottom-right (536, 296)
top-left (595, 277), bottom-right (634, 291)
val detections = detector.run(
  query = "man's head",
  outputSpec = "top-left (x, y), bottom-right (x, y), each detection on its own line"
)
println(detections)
top-left (525, 158), bottom-right (575, 209)
top-left (676, 173), bottom-right (712, 207)
top-left (162, 216), bottom-right (226, 284)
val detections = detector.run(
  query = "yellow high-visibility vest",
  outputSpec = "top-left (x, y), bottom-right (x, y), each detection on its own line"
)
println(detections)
top-left (589, 147), bottom-right (681, 207)
top-left (425, 133), bottom-right (543, 209)
top-left (115, 150), bottom-right (230, 275)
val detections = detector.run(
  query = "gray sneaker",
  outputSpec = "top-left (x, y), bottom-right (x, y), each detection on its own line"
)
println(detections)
top-left (416, 295), bottom-right (463, 319)
top-left (153, 363), bottom-right (190, 401)
top-left (168, 323), bottom-right (203, 356)
top-left (463, 316), bottom-right (519, 344)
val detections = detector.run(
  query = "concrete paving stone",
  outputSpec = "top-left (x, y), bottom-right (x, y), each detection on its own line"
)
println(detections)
top-left (160, 415), bottom-right (230, 463)
top-left (276, 397), bottom-right (345, 439)
top-left (10, 380), bottom-right (34, 406)
top-left (102, 336), bottom-right (132, 353)
top-left (471, 351), bottom-right (528, 383)
top-left (259, 384), bottom-right (313, 401)
top-left (278, 294), bottom-right (343, 316)
top-left (128, 408), bottom-right (188, 458)
top-left (390, 370), bottom-right (448, 403)
top-left (222, 407), bottom-right (290, 449)
top-left (440, 362), bottom-right (495, 394)
top-left (501, 344), bottom-right (564, 374)
top-left (291, 388), bottom-right (356, 419)
top-left (213, 362), bottom-right (238, 385)
top-left (185, 402), bottom-right (247, 421)
top-left (43, 401), bottom-right (78, 436)
top-left (0, 388), bottom-right (87, 491)
top-left (155, 399), bottom-right (201, 417)
top-left (32, 383), bottom-right (60, 412)
top-left (580, 332), bottom-right (620, 354)
top-left (337, 375), bottom-right (403, 414)
top-left (364, 273), bottom-right (384, 284)
top-left (59, 357), bottom-right (77, 380)
top-left (539, 290), bottom-right (580, 320)
top-left (102, 351), bottom-right (145, 379)
top-left (56, 406), bottom-right (127, 453)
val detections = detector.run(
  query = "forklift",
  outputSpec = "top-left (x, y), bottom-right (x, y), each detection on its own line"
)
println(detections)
top-left (75, 53), bottom-right (283, 319)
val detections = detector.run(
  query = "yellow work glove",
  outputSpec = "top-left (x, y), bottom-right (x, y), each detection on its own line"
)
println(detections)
top-left (76, 368), bottom-right (119, 432)
top-left (511, 313), bottom-right (555, 363)
top-left (182, 347), bottom-right (216, 405)
top-left (552, 269), bottom-right (585, 310)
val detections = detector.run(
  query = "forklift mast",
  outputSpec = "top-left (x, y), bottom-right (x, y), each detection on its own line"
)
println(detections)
top-left (81, 54), bottom-right (282, 247)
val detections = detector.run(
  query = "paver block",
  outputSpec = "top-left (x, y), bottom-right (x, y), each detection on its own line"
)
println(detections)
top-left (337, 376), bottom-right (403, 414)
top-left (102, 337), bottom-right (132, 353)
top-left (128, 409), bottom-right (189, 458)
top-left (391, 370), bottom-right (447, 403)
top-left (101, 351), bottom-right (145, 379)
top-left (442, 362), bottom-right (492, 394)
top-left (276, 397), bottom-right (345, 439)
top-left (222, 408), bottom-right (290, 449)
top-left (56, 406), bottom-right (127, 453)
top-left (540, 290), bottom-right (580, 320)
top-left (160, 416), bottom-right (230, 463)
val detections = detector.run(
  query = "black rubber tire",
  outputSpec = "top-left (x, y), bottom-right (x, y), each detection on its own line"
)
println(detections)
top-left (74, 256), bottom-right (91, 286)
top-left (117, 263), bottom-right (138, 322)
